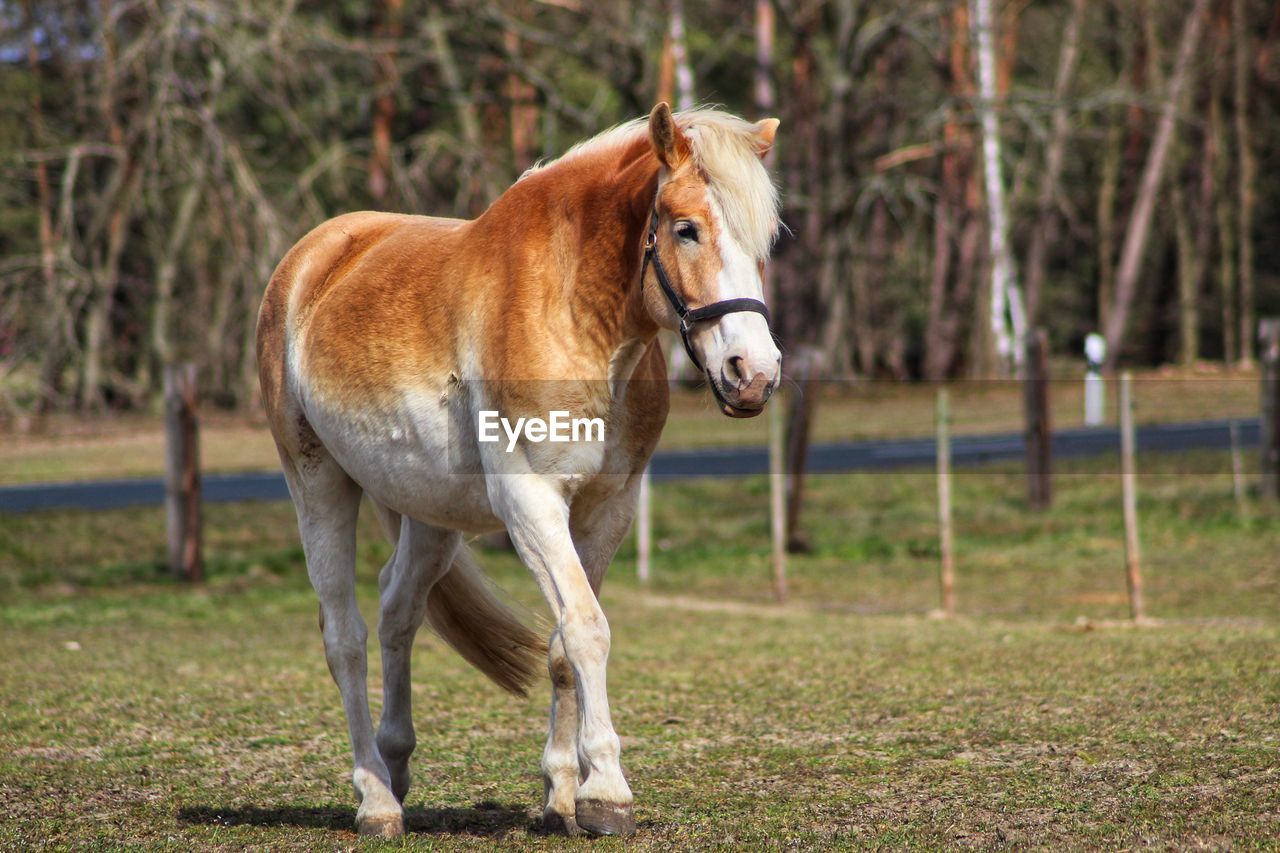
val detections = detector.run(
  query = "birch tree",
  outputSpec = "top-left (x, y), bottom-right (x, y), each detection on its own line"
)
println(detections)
top-left (669, 0), bottom-right (695, 112)
top-left (971, 0), bottom-right (1026, 373)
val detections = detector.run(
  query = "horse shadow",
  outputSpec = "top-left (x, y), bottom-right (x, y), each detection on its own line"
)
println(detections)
top-left (177, 800), bottom-right (535, 837)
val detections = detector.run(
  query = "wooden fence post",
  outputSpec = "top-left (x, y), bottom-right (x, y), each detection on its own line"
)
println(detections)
top-left (164, 363), bottom-right (202, 583)
top-left (936, 388), bottom-right (955, 617)
top-left (769, 386), bottom-right (788, 602)
top-left (1260, 318), bottom-right (1280, 502)
top-left (1119, 371), bottom-right (1143, 621)
top-left (784, 347), bottom-right (823, 552)
top-left (1024, 328), bottom-right (1052, 509)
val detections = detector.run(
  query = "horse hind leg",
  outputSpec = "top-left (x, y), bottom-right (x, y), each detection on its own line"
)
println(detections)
top-left (372, 508), bottom-right (461, 804)
top-left (281, 452), bottom-right (402, 838)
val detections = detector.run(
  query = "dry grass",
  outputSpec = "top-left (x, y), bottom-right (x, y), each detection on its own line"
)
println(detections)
top-left (1, 449), bottom-right (1277, 846)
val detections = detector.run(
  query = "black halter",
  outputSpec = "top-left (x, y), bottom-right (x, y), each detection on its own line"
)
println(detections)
top-left (641, 205), bottom-right (772, 373)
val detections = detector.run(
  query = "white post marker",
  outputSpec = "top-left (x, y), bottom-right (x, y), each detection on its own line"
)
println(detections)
top-left (1084, 332), bottom-right (1107, 426)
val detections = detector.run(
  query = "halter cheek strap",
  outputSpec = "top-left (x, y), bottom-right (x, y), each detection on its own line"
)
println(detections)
top-left (640, 206), bottom-right (772, 374)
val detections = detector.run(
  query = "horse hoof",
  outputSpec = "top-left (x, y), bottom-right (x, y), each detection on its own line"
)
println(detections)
top-left (574, 799), bottom-right (636, 837)
top-left (357, 814), bottom-right (404, 838)
top-left (541, 809), bottom-right (584, 836)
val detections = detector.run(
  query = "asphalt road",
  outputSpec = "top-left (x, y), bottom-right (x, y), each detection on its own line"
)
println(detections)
top-left (0, 417), bottom-right (1260, 514)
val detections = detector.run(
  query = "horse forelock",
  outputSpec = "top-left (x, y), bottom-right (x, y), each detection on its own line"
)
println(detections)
top-left (681, 114), bottom-right (780, 261)
top-left (522, 108), bottom-right (780, 260)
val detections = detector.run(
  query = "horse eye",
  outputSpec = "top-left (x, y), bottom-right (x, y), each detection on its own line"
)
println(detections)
top-left (674, 221), bottom-right (699, 243)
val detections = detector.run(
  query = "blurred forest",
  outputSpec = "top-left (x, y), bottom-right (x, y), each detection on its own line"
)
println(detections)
top-left (2, 0), bottom-right (1278, 414)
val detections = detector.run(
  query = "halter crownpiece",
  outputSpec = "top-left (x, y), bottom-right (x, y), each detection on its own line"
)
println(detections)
top-left (640, 205), bottom-right (772, 374)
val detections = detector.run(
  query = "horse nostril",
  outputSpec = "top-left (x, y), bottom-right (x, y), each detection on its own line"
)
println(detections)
top-left (727, 356), bottom-right (745, 384)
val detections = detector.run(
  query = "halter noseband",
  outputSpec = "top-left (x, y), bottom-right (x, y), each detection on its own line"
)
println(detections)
top-left (641, 205), bottom-right (772, 374)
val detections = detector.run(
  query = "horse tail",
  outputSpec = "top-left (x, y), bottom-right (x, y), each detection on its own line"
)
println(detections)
top-left (425, 545), bottom-right (547, 697)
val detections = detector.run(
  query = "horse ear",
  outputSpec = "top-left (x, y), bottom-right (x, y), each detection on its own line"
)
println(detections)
top-left (649, 102), bottom-right (689, 168)
top-left (753, 118), bottom-right (780, 158)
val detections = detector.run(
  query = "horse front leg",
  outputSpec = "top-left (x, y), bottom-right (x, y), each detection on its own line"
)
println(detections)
top-left (541, 628), bottom-right (583, 834)
top-left (541, 473), bottom-right (644, 834)
top-left (492, 474), bottom-right (636, 837)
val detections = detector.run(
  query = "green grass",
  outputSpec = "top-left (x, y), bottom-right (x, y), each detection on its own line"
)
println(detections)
top-left (1, 452), bottom-right (1278, 847)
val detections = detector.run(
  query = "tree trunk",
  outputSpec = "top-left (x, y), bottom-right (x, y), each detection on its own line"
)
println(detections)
top-left (1172, 9), bottom-right (1218, 363)
top-left (25, 0), bottom-right (67, 410)
top-left (505, 25), bottom-right (539, 174)
top-left (997, 0), bottom-right (1023, 98)
top-left (657, 27), bottom-right (675, 107)
top-left (1254, 0), bottom-right (1280, 80)
top-left (926, 199), bottom-right (957, 381)
top-left (1145, 0), bottom-right (1207, 368)
top-left (426, 6), bottom-right (488, 215)
top-left (669, 0), bottom-right (695, 111)
top-left (1023, 0), bottom-right (1086, 329)
top-left (663, 0), bottom-right (700, 380)
top-left (80, 0), bottom-right (138, 410)
top-left (1170, 173), bottom-right (1200, 365)
top-left (755, 0), bottom-right (777, 322)
top-left (975, 71), bottom-right (1011, 373)
top-left (1190, 129), bottom-right (1215, 362)
top-left (1176, 76), bottom-right (1218, 368)
top-left (1212, 59), bottom-right (1237, 364)
top-left (199, 215), bottom-right (234, 396)
top-left (1096, 116), bottom-right (1122, 333)
top-left (849, 198), bottom-right (889, 376)
top-left (148, 162), bottom-right (206, 388)
top-left (368, 0), bottom-right (403, 204)
top-left (1233, 0), bottom-right (1256, 365)
top-left (972, 0), bottom-right (1024, 373)
top-left (1102, 0), bottom-right (1210, 372)
top-left (784, 6), bottom-right (823, 347)
top-left (815, 0), bottom-right (858, 376)
top-left (80, 166), bottom-right (141, 409)
top-left (925, 1), bottom-right (980, 380)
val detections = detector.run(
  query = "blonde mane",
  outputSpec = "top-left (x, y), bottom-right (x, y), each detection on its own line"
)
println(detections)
top-left (524, 108), bottom-right (781, 260)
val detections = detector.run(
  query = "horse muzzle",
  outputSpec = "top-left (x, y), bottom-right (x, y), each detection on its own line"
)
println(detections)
top-left (709, 369), bottom-right (776, 418)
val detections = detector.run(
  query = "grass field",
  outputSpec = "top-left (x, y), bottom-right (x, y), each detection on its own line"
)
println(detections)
top-left (2, 449), bottom-right (1278, 847)
top-left (0, 368), bottom-right (1262, 485)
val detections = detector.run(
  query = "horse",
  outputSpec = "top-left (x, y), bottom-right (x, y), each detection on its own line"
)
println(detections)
top-left (255, 103), bottom-right (782, 838)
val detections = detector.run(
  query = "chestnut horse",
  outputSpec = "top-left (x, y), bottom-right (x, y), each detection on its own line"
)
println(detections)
top-left (256, 104), bottom-right (781, 837)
